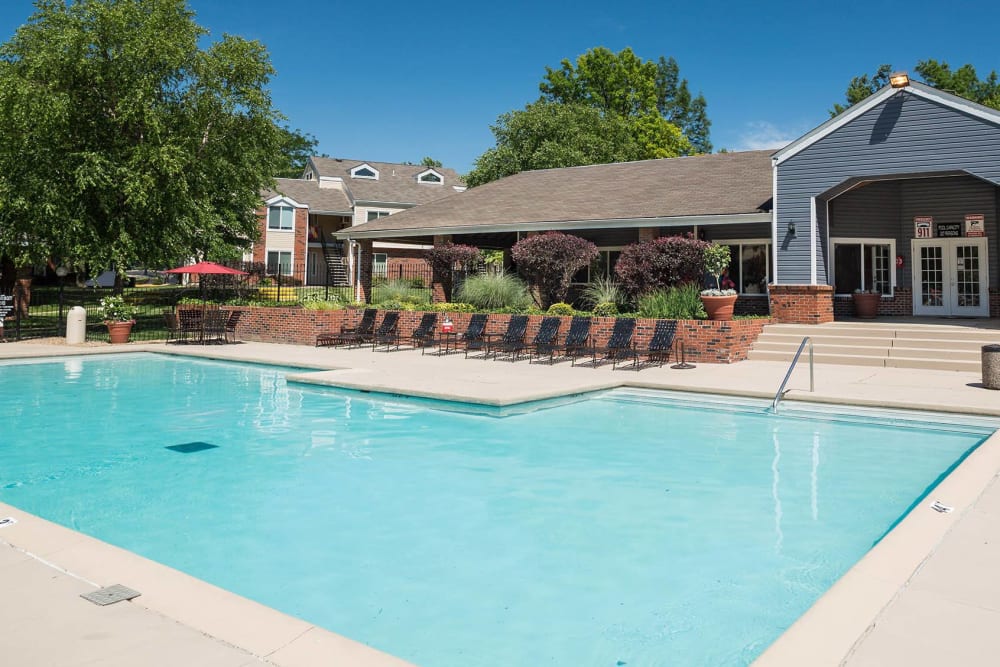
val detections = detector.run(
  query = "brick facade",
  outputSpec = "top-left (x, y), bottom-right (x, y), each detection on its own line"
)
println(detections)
top-left (832, 287), bottom-right (1000, 318)
top-left (202, 306), bottom-right (771, 364)
top-left (767, 284), bottom-right (834, 324)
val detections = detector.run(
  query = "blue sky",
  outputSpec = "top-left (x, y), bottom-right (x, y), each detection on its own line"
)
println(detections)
top-left (2, 1), bottom-right (998, 174)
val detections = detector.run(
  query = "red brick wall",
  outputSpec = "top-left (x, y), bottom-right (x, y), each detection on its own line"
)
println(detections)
top-left (252, 207), bottom-right (266, 264)
top-left (833, 287), bottom-right (1000, 318)
top-left (768, 285), bottom-right (834, 324)
top-left (293, 208), bottom-right (308, 281)
top-left (205, 306), bottom-right (770, 364)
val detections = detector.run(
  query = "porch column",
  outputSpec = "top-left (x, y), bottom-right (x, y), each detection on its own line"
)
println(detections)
top-left (356, 239), bottom-right (373, 304)
top-left (638, 227), bottom-right (659, 242)
top-left (431, 234), bottom-right (452, 303)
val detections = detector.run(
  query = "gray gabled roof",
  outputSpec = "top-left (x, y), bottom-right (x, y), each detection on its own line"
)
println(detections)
top-left (309, 157), bottom-right (466, 205)
top-left (263, 178), bottom-right (353, 214)
top-left (340, 150), bottom-right (774, 238)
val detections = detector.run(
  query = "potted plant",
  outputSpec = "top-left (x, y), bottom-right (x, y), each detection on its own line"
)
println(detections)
top-left (851, 288), bottom-right (881, 318)
top-left (700, 243), bottom-right (738, 320)
top-left (98, 295), bottom-right (137, 343)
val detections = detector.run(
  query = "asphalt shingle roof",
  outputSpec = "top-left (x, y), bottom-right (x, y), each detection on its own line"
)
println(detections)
top-left (309, 157), bottom-right (466, 205)
top-left (263, 178), bottom-right (353, 213)
top-left (345, 150), bottom-right (774, 235)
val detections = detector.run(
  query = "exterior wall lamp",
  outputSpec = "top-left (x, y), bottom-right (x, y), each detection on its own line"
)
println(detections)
top-left (787, 222), bottom-right (796, 237)
top-left (889, 71), bottom-right (910, 88)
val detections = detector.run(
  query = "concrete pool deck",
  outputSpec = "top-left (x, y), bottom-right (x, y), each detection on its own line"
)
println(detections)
top-left (1, 339), bottom-right (999, 665)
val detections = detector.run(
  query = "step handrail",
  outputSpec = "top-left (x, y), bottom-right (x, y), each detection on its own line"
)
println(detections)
top-left (771, 337), bottom-right (814, 413)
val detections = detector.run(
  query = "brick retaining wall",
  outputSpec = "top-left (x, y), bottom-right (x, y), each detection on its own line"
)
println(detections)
top-left (199, 306), bottom-right (771, 364)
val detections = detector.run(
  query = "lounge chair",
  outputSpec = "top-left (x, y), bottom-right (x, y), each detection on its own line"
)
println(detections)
top-left (577, 317), bottom-right (635, 368)
top-left (409, 312), bottom-right (438, 350)
top-left (489, 315), bottom-right (530, 361)
top-left (317, 308), bottom-right (376, 347)
top-left (627, 319), bottom-right (677, 369)
top-left (526, 317), bottom-right (562, 364)
top-left (459, 313), bottom-right (490, 358)
top-left (371, 311), bottom-right (401, 351)
top-left (549, 316), bottom-right (591, 365)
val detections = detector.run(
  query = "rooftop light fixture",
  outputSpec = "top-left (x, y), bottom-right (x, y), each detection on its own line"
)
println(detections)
top-left (889, 71), bottom-right (910, 88)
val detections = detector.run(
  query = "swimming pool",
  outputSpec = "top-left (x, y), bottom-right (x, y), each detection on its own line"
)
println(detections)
top-left (0, 353), bottom-right (993, 666)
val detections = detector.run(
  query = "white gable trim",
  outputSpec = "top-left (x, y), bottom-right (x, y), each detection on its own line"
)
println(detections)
top-left (416, 168), bottom-right (444, 184)
top-left (264, 195), bottom-right (307, 208)
top-left (773, 82), bottom-right (1000, 166)
top-left (350, 163), bottom-right (379, 180)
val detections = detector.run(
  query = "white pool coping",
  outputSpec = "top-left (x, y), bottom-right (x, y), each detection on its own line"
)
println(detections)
top-left (2, 339), bottom-right (999, 665)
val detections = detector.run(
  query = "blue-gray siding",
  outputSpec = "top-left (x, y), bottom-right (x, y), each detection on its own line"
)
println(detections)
top-left (777, 91), bottom-right (1000, 284)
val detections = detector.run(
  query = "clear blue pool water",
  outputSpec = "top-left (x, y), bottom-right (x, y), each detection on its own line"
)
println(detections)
top-left (0, 353), bottom-right (993, 666)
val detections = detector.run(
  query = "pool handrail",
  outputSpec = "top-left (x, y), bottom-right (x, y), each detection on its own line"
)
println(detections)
top-left (771, 337), bottom-right (814, 413)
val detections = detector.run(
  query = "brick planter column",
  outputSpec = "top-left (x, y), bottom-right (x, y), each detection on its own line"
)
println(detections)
top-left (768, 284), bottom-right (833, 324)
top-left (357, 239), bottom-right (373, 304)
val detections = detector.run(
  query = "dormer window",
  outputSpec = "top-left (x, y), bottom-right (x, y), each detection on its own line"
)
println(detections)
top-left (350, 163), bottom-right (379, 180)
top-left (417, 168), bottom-right (444, 184)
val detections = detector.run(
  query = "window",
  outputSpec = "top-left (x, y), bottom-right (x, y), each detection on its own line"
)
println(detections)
top-left (832, 238), bottom-right (895, 295)
top-left (717, 240), bottom-right (771, 295)
top-left (266, 251), bottom-right (292, 276)
top-left (350, 164), bottom-right (379, 180)
top-left (268, 205), bottom-right (294, 231)
top-left (572, 249), bottom-right (622, 283)
top-left (417, 169), bottom-right (443, 184)
top-left (372, 253), bottom-right (388, 278)
top-left (367, 210), bottom-right (391, 222)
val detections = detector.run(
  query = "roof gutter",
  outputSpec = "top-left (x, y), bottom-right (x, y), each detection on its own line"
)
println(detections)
top-left (335, 212), bottom-right (771, 240)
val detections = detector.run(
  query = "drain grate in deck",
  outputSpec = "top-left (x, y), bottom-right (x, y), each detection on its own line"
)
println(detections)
top-left (81, 584), bottom-right (141, 606)
top-left (165, 441), bottom-right (219, 454)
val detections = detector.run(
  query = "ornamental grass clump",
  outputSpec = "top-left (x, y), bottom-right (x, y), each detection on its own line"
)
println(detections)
top-left (373, 279), bottom-right (430, 307)
top-left (457, 271), bottom-right (532, 311)
top-left (638, 283), bottom-right (706, 319)
top-left (581, 277), bottom-right (627, 312)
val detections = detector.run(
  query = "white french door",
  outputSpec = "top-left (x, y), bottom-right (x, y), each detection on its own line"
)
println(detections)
top-left (911, 238), bottom-right (989, 317)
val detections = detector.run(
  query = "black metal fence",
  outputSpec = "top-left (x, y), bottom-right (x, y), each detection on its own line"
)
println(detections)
top-left (2, 260), bottom-right (438, 342)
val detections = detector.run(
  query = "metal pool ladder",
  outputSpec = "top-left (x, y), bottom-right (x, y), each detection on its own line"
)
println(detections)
top-left (771, 337), bottom-right (814, 413)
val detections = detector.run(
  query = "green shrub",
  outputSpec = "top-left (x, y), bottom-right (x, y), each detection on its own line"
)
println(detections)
top-left (581, 277), bottom-right (626, 310)
top-left (457, 271), bottom-right (532, 310)
top-left (430, 302), bottom-right (477, 313)
top-left (375, 300), bottom-right (421, 312)
top-left (592, 301), bottom-right (618, 317)
top-left (546, 302), bottom-right (574, 316)
top-left (373, 279), bottom-right (430, 306)
top-left (638, 283), bottom-right (706, 319)
top-left (302, 300), bottom-right (344, 311)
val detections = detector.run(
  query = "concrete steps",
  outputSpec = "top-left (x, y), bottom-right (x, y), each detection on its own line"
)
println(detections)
top-left (748, 321), bottom-right (1000, 372)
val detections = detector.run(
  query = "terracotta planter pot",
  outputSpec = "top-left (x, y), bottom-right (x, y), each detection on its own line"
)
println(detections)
top-left (701, 294), bottom-right (738, 321)
top-left (851, 293), bottom-right (880, 319)
top-left (106, 320), bottom-right (135, 344)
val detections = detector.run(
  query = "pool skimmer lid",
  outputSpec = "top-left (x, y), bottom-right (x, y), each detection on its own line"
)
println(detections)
top-left (81, 584), bottom-right (141, 606)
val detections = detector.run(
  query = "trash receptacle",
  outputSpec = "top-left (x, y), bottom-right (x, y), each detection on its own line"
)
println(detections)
top-left (66, 306), bottom-right (87, 345)
top-left (983, 344), bottom-right (1000, 390)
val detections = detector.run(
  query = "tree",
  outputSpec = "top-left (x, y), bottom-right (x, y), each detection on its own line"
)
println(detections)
top-left (0, 0), bottom-right (285, 275)
top-left (831, 61), bottom-right (1000, 116)
top-left (466, 47), bottom-right (706, 187)
top-left (510, 232), bottom-right (598, 309)
top-left (275, 126), bottom-right (322, 178)
top-left (465, 101), bottom-right (690, 187)
top-left (424, 242), bottom-right (480, 302)
top-left (614, 235), bottom-right (708, 296)
top-left (421, 157), bottom-right (443, 168)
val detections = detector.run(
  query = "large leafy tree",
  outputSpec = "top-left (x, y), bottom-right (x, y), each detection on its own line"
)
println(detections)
top-left (831, 60), bottom-right (1000, 116)
top-left (0, 0), bottom-right (285, 274)
top-left (466, 47), bottom-right (706, 187)
top-left (276, 126), bottom-right (322, 178)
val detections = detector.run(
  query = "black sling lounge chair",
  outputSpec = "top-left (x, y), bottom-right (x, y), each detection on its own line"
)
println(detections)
top-left (317, 308), bottom-right (376, 347)
top-left (577, 317), bottom-right (635, 368)
top-left (555, 316), bottom-right (591, 365)
top-left (628, 319), bottom-right (678, 369)
top-left (371, 311), bottom-right (401, 351)
top-left (527, 317), bottom-right (563, 364)
top-left (409, 313), bottom-right (438, 350)
top-left (489, 315), bottom-right (530, 361)
top-left (459, 313), bottom-right (490, 358)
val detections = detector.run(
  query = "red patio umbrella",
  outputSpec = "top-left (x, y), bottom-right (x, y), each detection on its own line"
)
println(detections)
top-left (165, 262), bottom-right (248, 337)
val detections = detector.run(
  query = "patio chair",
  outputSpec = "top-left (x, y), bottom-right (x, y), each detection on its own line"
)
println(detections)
top-left (526, 317), bottom-right (562, 364)
top-left (164, 312), bottom-right (185, 344)
top-left (317, 308), bottom-right (376, 347)
top-left (224, 310), bottom-right (243, 344)
top-left (627, 319), bottom-right (677, 369)
top-left (550, 316), bottom-right (591, 365)
top-left (201, 309), bottom-right (228, 344)
top-left (459, 313), bottom-right (490, 358)
top-left (489, 315), bottom-right (530, 361)
top-left (577, 317), bottom-right (635, 368)
top-left (409, 312), bottom-right (437, 350)
top-left (371, 311), bottom-right (401, 351)
top-left (178, 309), bottom-right (203, 341)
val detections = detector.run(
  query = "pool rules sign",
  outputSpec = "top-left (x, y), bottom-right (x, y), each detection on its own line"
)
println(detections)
top-left (0, 294), bottom-right (12, 340)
